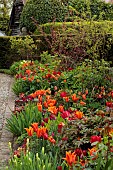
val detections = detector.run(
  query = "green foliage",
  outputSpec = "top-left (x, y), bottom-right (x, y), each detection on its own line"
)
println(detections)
top-left (0, 0), bottom-right (12, 34)
top-left (10, 36), bottom-right (37, 60)
top-left (69, 0), bottom-right (113, 21)
top-left (0, 35), bottom-right (50, 69)
top-left (20, 0), bottom-right (68, 32)
top-left (35, 21), bottom-right (113, 64)
top-left (6, 103), bottom-right (43, 136)
top-left (0, 16), bottom-right (9, 34)
top-left (6, 147), bottom-right (65, 170)
top-left (0, 36), bottom-right (12, 69)
top-left (84, 137), bottom-right (113, 170)
top-left (12, 79), bottom-right (30, 96)
top-left (0, 69), bottom-right (11, 75)
top-left (68, 59), bottom-right (113, 92)
top-left (60, 114), bottom-right (112, 153)
top-left (11, 59), bottom-right (113, 99)
top-left (40, 51), bottom-right (60, 66)
top-left (35, 20), bottom-right (113, 35)
top-left (10, 61), bottom-right (22, 75)
top-left (0, 0), bottom-right (12, 17)
top-left (12, 75), bottom-right (48, 96)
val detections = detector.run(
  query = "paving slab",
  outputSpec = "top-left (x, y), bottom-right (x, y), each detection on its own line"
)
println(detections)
top-left (0, 74), bottom-right (16, 169)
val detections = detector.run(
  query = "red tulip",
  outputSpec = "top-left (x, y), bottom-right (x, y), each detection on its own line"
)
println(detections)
top-left (90, 135), bottom-right (101, 143)
top-left (61, 111), bottom-right (70, 119)
top-left (60, 91), bottom-right (67, 98)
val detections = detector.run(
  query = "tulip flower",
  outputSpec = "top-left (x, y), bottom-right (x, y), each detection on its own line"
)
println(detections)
top-left (63, 151), bottom-right (77, 166)
top-left (61, 110), bottom-right (70, 119)
top-left (31, 123), bottom-right (38, 132)
top-left (25, 126), bottom-right (34, 137)
top-left (90, 135), bottom-right (101, 143)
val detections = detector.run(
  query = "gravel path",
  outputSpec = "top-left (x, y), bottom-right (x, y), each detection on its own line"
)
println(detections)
top-left (0, 73), bottom-right (15, 169)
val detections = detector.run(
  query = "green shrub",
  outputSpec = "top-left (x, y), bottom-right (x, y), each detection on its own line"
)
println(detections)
top-left (35, 21), bottom-right (113, 64)
top-left (0, 36), bottom-right (12, 68)
top-left (10, 36), bottom-right (37, 60)
top-left (20, 0), bottom-right (68, 32)
top-left (69, 0), bottom-right (113, 21)
top-left (0, 15), bottom-right (10, 34)
top-left (35, 21), bottom-right (113, 35)
top-left (0, 35), bottom-right (50, 69)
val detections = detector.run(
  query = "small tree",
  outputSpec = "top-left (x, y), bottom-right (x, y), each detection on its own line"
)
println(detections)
top-left (0, 0), bottom-right (13, 33)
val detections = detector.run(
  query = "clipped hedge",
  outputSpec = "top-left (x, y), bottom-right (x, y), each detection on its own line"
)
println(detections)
top-left (0, 36), bottom-right (11, 69)
top-left (35, 20), bottom-right (113, 35)
top-left (1, 21), bottom-right (113, 69)
top-left (0, 35), bottom-right (50, 69)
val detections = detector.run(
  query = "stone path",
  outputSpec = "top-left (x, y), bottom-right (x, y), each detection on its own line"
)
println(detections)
top-left (0, 73), bottom-right (15, 169)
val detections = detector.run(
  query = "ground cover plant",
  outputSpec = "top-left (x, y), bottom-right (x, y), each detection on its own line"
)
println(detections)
top-left (6, 56), bottom-right (113, 170)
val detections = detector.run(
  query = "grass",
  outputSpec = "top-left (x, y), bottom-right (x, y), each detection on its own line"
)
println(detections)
top-left (0, 69), bottom-right (12, 75)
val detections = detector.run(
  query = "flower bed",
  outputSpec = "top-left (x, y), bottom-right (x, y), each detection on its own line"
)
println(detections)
top-left (6, 58), bottom-right (113, 170)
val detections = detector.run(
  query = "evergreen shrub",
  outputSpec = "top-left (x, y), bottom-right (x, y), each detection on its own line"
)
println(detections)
top-left (69, 0), bottom-right (113, 20)
top-left (20, 0), bottom-right (68, 32)
top-left (0, 35), bottom-right (50, 68)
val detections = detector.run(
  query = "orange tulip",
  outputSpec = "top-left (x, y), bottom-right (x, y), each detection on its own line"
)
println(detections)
top-left (108, 128), bottom-right (113, 137)
top-left (75, 111), bottom-right (84, 119)
top-left (72, 94), bottom-right (79, 102)
top-left (38, 95), bottom-right (42, 102)
top-left (85, 89), bottom-right (88, 95)
top-left (58, 105), bottom-right (64, 113)
top-left (25, 69), bottom-right (31, 75)
top-left (48, 106), bottom-right (58, 115)
top-left (47, 99), bottom-right (56, 107)
top-left (37, 103), bottom-right (42, 112)
top-left (46, 89), bottom-right (51, 94)
top-left (31, 123), bottom-right (38, 132)
top-left (36, 127), bottom-right (47, 138)
top-left (28, 76), bottom-right (34, 82)
top-left (22, 63), bottom-right (29, 69)
top-left (30, 93), bottom-right (37, 98)
top-left (43, 101), bottom-right (48, 108)
top-left (22, 77), bottom-right (27, 81)
top-left (80, 100), bottom-right (86, 106)
top-left (82, 94), bottom-right (86, 100)
top-left (88, 147), bottom-right (98, 160)
top-left (36, 128), bottom-right (42, 138)
top-left (35, 90), bottom-right (46, 96)
top-left (63, 96), bottom-right (69, 102)
top-left (46, 95), bottom-right (51, 100)
top-left (25, 126), bottom-right (34, 136)
top-left (63, 151), bottom-right (77, 166)
top-left (51, 74), bottom-right (56, 79)
top-left (77, 137), bottom-right (81, 141)
top-left (48, 136), bottom-right (56, 144)
top-left (40, 127), bottom-right (47, 136)
top-left (80, 159), bottom-right (88, 166)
